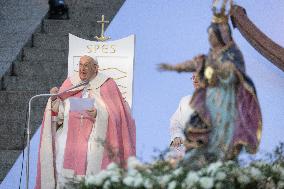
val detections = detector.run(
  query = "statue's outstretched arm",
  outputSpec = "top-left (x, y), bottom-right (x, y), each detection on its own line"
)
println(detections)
top-left (158, 54), bottom-right (206, 73)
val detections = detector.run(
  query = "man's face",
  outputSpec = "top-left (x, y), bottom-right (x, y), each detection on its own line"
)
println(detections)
top-left (192, 73), bottom-right (200, 89)
top-left (79, 57), bottom-right (98, 81)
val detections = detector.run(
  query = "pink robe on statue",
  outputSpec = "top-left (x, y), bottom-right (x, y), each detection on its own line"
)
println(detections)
top-left (35, 73), bottom-right (136, 189)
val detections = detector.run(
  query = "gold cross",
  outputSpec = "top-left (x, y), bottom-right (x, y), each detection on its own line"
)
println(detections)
top-left (95, 15), bottom-right (111, 41)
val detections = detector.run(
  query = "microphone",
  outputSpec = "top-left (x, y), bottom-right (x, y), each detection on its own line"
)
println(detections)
top-left (54, 80), bottom-right (89, 97)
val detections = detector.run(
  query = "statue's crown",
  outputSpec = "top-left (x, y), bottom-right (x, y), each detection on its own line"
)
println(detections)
top-left (211, 0), bottom-right (232, 24)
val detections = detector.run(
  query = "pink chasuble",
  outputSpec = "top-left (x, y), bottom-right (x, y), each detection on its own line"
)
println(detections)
top-left (100, 78), bottom-right (136, 169)
top-left (35, 74), bottom-right (136, 189)
top-left (63, 111), bottom-right (94, 175)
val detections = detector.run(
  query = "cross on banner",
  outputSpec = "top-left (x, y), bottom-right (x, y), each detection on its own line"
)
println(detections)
top-left (95, 15), bottom-right (111, 42)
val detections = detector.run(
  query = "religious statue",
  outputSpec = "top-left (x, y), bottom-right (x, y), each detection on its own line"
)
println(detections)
top-left (35, 55), bottom-right (136, 189)
top-left (159, 1), bottom-right (262, 169)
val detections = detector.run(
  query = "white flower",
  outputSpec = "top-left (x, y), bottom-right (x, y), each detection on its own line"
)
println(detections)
top-left (215, 171), bottom-right (226, 181)
top-left (103, 180), bottom-right (111, 189)
top-left (224, 160), bottom-right (235, 167)
top-left (144, 178), bottom-right (154, 189)
top-left (272, 164), bottom-right (280, 173)
top-left (215, 182), bottom-right (223, 189)
top-left (124, 167), bottom-right (143, 187)
top-left (199, 176), bottom-right (214, 189)
top-left (87, 170), bottom-right (109, 186)
top-left (185, 171), bottom-right (199, 187)
top-left (127, 156), bottom-right (142, 169)
top-left (237, 174), bottom-right (250, 184)
top-left (253, 161), bottom-right (266, 168)
top-left (124, 168), bottom-right (143, 187)
top-left (173, 167), bottom-right (183, 176)
top-left (128, 168), bottom-right (139, 176)
top-left (205, 66), bottom-right (214, 80)
top-left (110, 174), bottom-right (121, 183)
top-left (279, 168), bottom-right (284, 180)
top-left (107, 162), bottom-right (119, 171)
top-left (159, 174), bottom-right (172, 187)
top-left (133, 175), bottom-right (143, 187)
top-left (85, 175), bottom-right (96, 186)
top-left (123, 176), bottom-right (135, 187)
top-left (249, 167), bottom-right (262, 180)
top-left (278, 181), bottom-right (284, 188)
top-left (207, 161), bottom-right (223, 175)
top-left (167, 181), bottom-right (177, 189)
top-left (106, 164), bottom-right (121, 183)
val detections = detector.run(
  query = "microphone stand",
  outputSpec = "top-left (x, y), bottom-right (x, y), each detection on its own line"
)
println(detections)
top-left (25, 80), bottom-right (89, 189)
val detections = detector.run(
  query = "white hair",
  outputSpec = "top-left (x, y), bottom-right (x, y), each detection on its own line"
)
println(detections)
top-left (81, 55), bottom-right (98, 65)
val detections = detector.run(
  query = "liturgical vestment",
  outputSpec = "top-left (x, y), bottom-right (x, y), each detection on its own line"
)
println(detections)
top-left (35, 73), bottom-right (136, 189)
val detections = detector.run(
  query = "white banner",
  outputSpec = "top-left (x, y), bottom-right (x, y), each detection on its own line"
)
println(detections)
top-left (68, 34), bottom-right (135, 108)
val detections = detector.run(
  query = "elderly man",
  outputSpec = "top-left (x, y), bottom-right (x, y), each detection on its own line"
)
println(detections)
top-left (35, 55), bottom-right (136, 189)
top-left (166, 73), bottom-right (200, 162)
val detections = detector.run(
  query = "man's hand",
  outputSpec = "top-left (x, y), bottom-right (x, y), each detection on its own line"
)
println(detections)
top-left (50, 87), bottom-right (59, 94)
top-left (172, 137), bottom-right (183, 148)
top-left (50, 87), bottom-right (59, 101)
top-left (86, 108), bottom-right (97, 119)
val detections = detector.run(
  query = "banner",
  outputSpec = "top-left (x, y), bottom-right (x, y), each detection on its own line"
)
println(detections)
top-left (68, 34), bottom-right (135, 107)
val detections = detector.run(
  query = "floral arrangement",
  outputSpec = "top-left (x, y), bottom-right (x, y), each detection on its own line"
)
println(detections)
top-left (81, 143), bottom-right (284, 189)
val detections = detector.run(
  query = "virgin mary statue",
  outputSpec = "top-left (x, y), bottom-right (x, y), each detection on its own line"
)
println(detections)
top-left (159, 4), bottom-right (262, 168)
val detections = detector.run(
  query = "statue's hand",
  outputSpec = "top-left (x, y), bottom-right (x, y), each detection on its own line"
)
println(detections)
top-left (172, 137), bottom-right (183, 148)
top-left (86, 108), bottom-right (97, 119)
top-left (157, 63), bottom-right (173, 71)
top-left (193, 54), bottom-right (206, 63)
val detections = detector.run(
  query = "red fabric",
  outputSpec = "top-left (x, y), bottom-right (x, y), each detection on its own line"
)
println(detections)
top-left (100, 79), bottom-right (136, 169)
top-left (63, 111), bottom-right (94, 175)
top-left (51, 111), bottom-right (58, 116)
